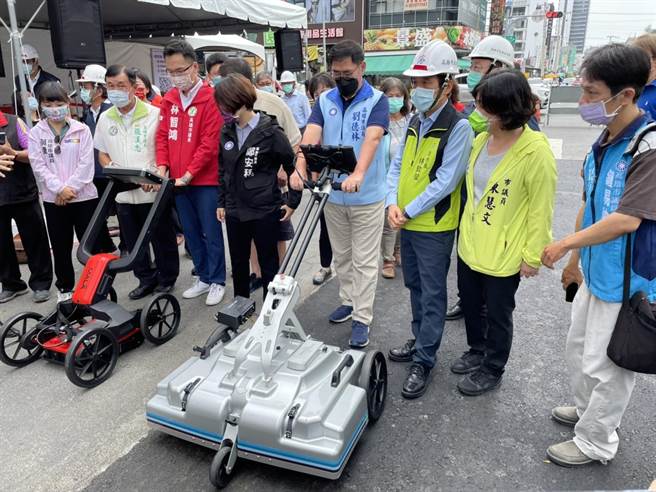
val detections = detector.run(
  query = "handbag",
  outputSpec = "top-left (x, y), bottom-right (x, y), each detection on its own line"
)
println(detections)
top-left (607, 234), bottom-right (656, 374)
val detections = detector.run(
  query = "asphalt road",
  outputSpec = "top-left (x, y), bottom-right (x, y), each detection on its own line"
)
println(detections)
top-left (2, 120), bottom-right (654, 491)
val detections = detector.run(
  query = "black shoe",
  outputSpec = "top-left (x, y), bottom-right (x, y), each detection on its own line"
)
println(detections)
top-left (450, 350), bottom-right (483, 374)
top-left (402, 363), bottom-right (431, 399)
top-left (155, 283), bottom-right (175, 294)
top-left (457, 369), bottom-right (502, 396)
top-left (388, 339), bottom-right (416, 362)
top-left (128, 283), bottom-right (156, 300)
top-left (445, 300), bottom-right (464, 321)
top-left (191, 268), bottom-right (197, 277)
top-left (249, 274), bottom-right (263, 293)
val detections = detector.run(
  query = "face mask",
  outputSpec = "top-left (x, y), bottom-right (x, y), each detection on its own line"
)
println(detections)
top-left (135, 87), bottom-right (147, 100)
top-left (467, 71), bottom-right (483, 91)
top-left (388, 96), bottom-right (404, 114)
top-left (336, 77), bottom-right (359, 99)
top-left (23, 63), bottom-right (33, 75)
top-left (411, 87), bottom-right (438, 113)
top-left (170, 73), bottom-right (194, 92)
top-left (80, 88), bottom-right (92, 105)
top-left (107, 89), bottom-right (131, 109)
top-left (221, 109), bottom-right (235, 125)
top-left (282, 83), bottom-right (295, 94)
top-left (42, 105), bottom-right (68, 122)
top-left (578, 92), bottom-right (623, 126)
top-left (259, 85), bottom-right (274, 93)
top-left (212, 76), bottom-right (222, 87)
top-left (27, 96), bottom-right (38, 111)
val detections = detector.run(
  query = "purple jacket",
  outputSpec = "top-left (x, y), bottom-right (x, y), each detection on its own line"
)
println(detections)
top-left (28, 118), bottom-right (97, 203)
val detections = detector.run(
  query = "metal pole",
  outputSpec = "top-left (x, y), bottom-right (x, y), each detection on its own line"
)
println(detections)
top-left (556, 0), bottom-right (568, 75)
top-left (7, 0), bottom-right (32, 127)
top-left (322, 20), bottom-right (327, 72)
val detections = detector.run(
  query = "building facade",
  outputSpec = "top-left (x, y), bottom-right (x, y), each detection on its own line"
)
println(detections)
top-left (568, 0), bottom-right (590, 53)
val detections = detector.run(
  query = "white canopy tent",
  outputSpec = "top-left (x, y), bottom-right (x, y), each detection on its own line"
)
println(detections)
top-left (138, 0), bottom-right (307, 30)
top-left (184, 34), bottom-right (266, 60)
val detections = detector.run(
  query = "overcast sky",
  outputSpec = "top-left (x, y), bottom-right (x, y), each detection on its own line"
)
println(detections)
top-left (583, 0), bottom-right (656, 48)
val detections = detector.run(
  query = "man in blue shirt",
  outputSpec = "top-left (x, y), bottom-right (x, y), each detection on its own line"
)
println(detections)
top-left (542, 43), bottom-right (656, 468)
top-left (279, 71), bottom-right (312, 133)
top-left (632, 33), bottom-right (656, 120)
top-left (386, 41), bottom-right (474, 399)
top-left (290, 40), bottom-right (389, 349)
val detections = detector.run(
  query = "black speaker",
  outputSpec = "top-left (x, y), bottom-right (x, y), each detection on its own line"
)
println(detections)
top-left (274, 29), bottom-right (304, 75)
top-left (47, 0), bottom-right (106, 69)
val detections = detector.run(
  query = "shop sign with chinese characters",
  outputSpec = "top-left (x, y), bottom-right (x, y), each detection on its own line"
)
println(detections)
top-left (364, 26), bottom-right (481, 51)
top-left (303, 27), bottom-right (345, 40)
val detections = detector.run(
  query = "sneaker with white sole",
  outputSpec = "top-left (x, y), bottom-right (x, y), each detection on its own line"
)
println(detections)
top-left (206, 283), bottom-right (225, 306)
top-left (183, 278), bottom-right (210, 299)
top-left (57, 291), bottom-right (72, 303)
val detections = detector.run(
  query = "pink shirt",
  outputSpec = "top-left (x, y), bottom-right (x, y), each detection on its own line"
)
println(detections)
top-left (28, 118), bottom-right (97, 203)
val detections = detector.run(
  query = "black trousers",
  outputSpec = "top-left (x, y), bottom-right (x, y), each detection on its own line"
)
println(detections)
top-left (116, 202), bottom-right (179, 287)
top-left (319, 211), bottom-right (332, 269)
top-left (43, 200), bottom-right (103, 292)
top-left (457, 257), bottom-right (520, 377)
top-left (92, 178), bottom-right (117, 253)
top-left (226, 211), bottom-right (280, 300)
top-left (0, 199), bottom-right (53, 292)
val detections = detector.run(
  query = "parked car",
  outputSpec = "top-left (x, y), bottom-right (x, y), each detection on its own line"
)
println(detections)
top-left (527, 78), bottom-right (550, 107)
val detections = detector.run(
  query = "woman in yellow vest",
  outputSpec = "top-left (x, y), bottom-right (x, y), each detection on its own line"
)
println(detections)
top-left (452, 69), bottom-right (557, 396)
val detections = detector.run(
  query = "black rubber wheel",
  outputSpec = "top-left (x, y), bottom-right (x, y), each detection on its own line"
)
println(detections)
top-left (64, 326), bottom-right (119, 388)
top-left (358, 350), bottom-right (388, 423)
top-left (140, 293), bottom-right (180, 345)
top-left (0, 312), bottom-right (44, 367)
top-left (209, 445), bottom-right (234, 489)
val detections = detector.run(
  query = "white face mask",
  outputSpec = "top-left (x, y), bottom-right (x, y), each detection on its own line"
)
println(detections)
top-left (170, 73), bottom-right (194, 92)
top-left (23, 63), bottom-right (33, 75)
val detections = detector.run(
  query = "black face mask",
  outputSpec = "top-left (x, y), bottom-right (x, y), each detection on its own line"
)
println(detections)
top-left (336, 77), bottom-right (359, 99)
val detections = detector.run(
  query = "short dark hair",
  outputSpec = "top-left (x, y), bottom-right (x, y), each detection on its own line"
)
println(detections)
top-left (205, 53), bottom-right (227, 74)
top-left (328, 40), bottom-right (364, 66)
top-left (130, 68), bottom-right (153, 94)
top-left (219, 58), bottom-right (253, 81)
top-left (380, 77), bottom-right (410, 116)
top-left (214, 73), bottom-right (257, 113)
top-left (38, 81), bottom-right (68, 104)
top-left (308, 72), bottom-right (335, 99)
top-left (164, 40), bottom-right (197, 62)
top-left (472, 68), bottom-right (535, 131)
top-left (581, 43), bottom-right (650, 101)
top-left (106, 64), bottom-right (137, 85)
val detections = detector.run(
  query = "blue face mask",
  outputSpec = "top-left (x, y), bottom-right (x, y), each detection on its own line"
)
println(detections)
top-left (107, 89), bottom-right (131, 109)
top-left (27, 96), bottom-right (38, 111)
top-left (259, 85), bottom-right (274, 93)
top-left (212, 76), bottom-right (222, 87)
top-left (388, 96), bottom-right (404, 114)
top-left (411, 87), bottom-right (437, 114)
top-left (467, 71), bottom-right (483, 91)
top-left (41, 105), bottom-right (68, 122)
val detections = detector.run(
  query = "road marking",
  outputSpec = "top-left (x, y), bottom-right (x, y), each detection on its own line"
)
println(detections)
top-left (548, 138), bottom-right (563, 159)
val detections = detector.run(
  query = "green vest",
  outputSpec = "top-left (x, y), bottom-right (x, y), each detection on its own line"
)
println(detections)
top-left (397, 103), bottom-right (463, 232)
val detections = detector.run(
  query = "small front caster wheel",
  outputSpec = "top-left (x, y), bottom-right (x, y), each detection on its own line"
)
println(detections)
top-left (140, 293), bottom-right (180, 345)
top-left (0, 312), bottom-right (44, 367)
top-left (209, 445), bottom-right (235, 489)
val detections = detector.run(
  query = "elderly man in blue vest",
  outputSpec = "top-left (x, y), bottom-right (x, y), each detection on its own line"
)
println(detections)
top-left (290, 40), bottom-right (389, 348)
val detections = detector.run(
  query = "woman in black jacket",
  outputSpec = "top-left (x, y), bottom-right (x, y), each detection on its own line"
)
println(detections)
top-left (215, 74), bottom-right (300, 299)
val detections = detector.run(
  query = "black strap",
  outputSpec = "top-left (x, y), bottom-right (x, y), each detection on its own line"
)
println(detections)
top-left (622, 234), bottom-right (632, 304)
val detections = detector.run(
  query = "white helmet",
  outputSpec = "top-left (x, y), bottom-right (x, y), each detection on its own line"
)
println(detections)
top-left (468, 35), bottom-right (515, 67)
top-left (76, 64), bottom-right (107, 85)
top-left (21, 44), bottom-right (39, 60)
top-left (403, 40), bottom-right (459, 78)
top-left (280, 71), bottom-right (296, 83)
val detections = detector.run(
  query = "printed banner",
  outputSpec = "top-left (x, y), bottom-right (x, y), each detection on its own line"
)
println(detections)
top-left (404, 0), bottom-right (429, 11)
top-left (364, 26), bottom-right (482, 51)
top-left (489, 0), bottom-right (506, 35)
top-left (151, 48), bottom-right (172, 93)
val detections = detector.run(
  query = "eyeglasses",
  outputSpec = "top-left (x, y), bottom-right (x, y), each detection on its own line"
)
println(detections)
top-left (166, 63), bottom-right (194, 77)
top-left (54, 135), bottom-right (61, 155)
top-left (331, 69), bottom-right (358, 79)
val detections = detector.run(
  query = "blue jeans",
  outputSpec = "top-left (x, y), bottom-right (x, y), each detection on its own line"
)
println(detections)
top-left (175, 186), bottom-right (226, 285)
top-left (400, 229), bottom-right (455, 368)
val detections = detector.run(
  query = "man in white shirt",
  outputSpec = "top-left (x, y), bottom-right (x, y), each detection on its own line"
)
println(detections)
top-left (94, 65), bottom-right (179, 300)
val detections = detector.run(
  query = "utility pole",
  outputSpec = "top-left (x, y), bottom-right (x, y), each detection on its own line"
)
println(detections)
top-left (6, 0), bottom-right (32, 127)
top-left (555, 0), bottom-right (569, 74)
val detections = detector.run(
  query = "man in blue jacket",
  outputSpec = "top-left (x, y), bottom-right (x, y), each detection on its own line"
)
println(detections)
top-left (290, 40), bottom-right (389, 348)
top-left (542, 43), bottom-right (656, 467)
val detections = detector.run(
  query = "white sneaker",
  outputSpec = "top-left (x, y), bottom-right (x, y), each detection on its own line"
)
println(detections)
top-left (206, 283), bottom-right (225, 306)
top-left (182, 278), bottom-right (210, 299)
top-left (57, 291), bottom-right (72, 303)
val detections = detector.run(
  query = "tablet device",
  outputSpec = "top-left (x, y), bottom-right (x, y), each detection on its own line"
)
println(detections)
top-left (300, 145), bottom-right (357, 175)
